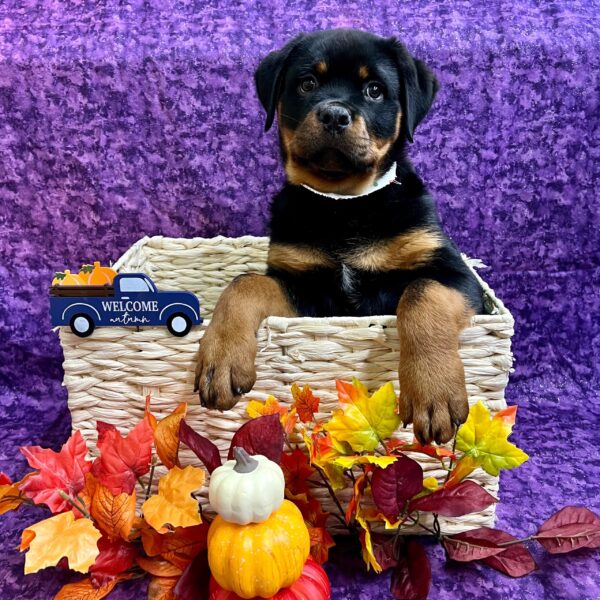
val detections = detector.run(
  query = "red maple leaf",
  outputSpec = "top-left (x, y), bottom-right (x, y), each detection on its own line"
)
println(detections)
top-left (291, 383), bottom-right (320, 423)
top-left (90, 537), bottom-right (137, 588)
top-left (20, 431), bottom-right (93, 513)
top-left (91, 418), bottom-right (154, 495)
top-left (281, 449), bottom-right (316, 496)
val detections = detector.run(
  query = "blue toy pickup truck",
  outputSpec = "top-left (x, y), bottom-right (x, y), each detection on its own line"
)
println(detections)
top-left (50, 273), bottom-right (202, 338)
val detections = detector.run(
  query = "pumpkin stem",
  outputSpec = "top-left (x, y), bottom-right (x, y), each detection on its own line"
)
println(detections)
top-left (232, 447), bottom-right (259, 473)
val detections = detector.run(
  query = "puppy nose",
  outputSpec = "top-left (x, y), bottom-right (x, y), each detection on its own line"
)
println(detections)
top-left (317, 103), bottom-right (352, 134)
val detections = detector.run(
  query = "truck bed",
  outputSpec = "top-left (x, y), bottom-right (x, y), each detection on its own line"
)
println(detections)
top-left (49, 285), bottom-right (115, 297)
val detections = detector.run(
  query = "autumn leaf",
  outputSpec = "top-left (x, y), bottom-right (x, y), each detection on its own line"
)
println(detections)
top-left (148, 576), bottom-right (179, 600)
top-left (308, 526), bottom-right (335, 564)
top-left (371, 533), bottom-right (397, 572)
top-left (90, 537), bottom-right (137, 588)
top-left (324, 379), bottom-right (401, 453)
top-left (152, 402), bottom-right (188, 469)
top-left (291, 383), bottom-right (320, 422)
top-left (286, 490), bottom-right (330, 529)
top-left (334, 454), bottom-right (397, 469)
top-left (54, 576), bottom-right (125, 600)
top-left (92, 418), bottom-right (153, 495)
top-left (141, 523), bottom-right (209, 570)
top-left (19, 431), bottom-right (93, 513)
top-left (423, 477), bottom-right (439, 491)
top-left (137, 556), bottom-right (183, 577)
top-left (173, 550), bottom-right (211, 600)
top-left (281, 449), bottom-right (316, 496)
top-left (443, 529), bottom-right (507, 562)
top-left (227, 414), bottom-right (284, 464)
top-left (534, 506), bottom-right (600, 554)
top-left (89, 479), bottom-right (136, 540)
top-left (142, 466), bottom-right (205, 533)
top-left (356, 505), bottom-right (382, 573)
top-left (408, 480), bottom-right (497, 517)
top-left (20, 512), bottom-right (102, 574)
top-left (391, 538), bottom-right (431, 600)
top-left (303, 430), bottom-right (347, 491)
top-left (371, 455), bottom-right (423, 522)
top-left (345, 471), bottom-right (369, 523)
top-left (246, 396), bottom-right (287, 418)
top-left (455, 401), bottom-right (528, 476)
top-left (463, 528), bottom-right (537, 577)
top-left (388, 440), bottom-right (456, 461)
top-left (247, 396), bottom-right (299, 435)
top-left (444, 455), bottom-right (479, 488)
top-left (0, 472), bottom-right (32, 515)
top-left (179, 420), bottom-right (222, 474)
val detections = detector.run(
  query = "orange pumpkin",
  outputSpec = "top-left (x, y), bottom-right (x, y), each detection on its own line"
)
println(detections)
top-left (79, 261), bottom-right (117, 285)
top-left (52, 270), bottom-right (84, 286)
top-left (208, 558), bottom-right (331, 600)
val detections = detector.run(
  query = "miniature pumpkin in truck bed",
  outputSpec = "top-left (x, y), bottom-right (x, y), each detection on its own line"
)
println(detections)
top-left (51, 270), bottom-right (84, 286)
top-left (78, 261), bottom-right (117, 285)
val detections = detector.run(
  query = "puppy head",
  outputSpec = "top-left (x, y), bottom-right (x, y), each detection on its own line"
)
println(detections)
top-left (255, 29), bottom-right (439, 195)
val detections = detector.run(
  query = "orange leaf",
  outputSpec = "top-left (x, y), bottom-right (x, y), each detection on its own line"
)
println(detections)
top-left (20, 512), bottom-right (102, 574)
top-left (142, 466), bottom-right (204, 533)
top-left (145, 395), bottom-right (158, 430)
top-left (54, 576), bottom-right (124, 600)
top-left (291, 384), bottom-right (320, 422)
top-left (345, 471), bottom-right (368, 524)
top-left (147, 576), bottom-right (179, 600)
top-left (137, 556), bottom-right (183, 577)
top-left (308, 526), bottom-right (335, 564)
top-left (0, 472), bottom-right (33, 515)
top-left (444, 455), bottom-right (479, 488)
top-left (141, 523), bottom-right (209, 570)
top-left (281, 408), bottom-right (299, 435)
top-left (154, 403), bottom-right (188, 469)
top-left (90, 481), bottom-right (136, 540)
top-left (281, 449), bottom-right (316, 496)
top-left (246, 396), bottom-right (287, 418)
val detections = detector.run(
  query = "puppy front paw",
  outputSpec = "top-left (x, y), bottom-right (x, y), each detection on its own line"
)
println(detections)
top-left (194, 325), bottom-right (257, 411)
top-left (398, 351), bottom-right (469, 445)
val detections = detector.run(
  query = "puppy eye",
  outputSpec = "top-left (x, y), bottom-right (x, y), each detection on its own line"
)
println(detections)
top-left (299, 76), bottom-right (318, 94)
top-left (365, 81), bottom-right (384, 100)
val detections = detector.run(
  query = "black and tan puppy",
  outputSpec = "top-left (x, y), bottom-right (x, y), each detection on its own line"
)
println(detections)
top-left (195, 29), bottom-right (484, 445)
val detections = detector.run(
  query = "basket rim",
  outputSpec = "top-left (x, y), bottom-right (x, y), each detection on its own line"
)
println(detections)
top-left (113, 235), bottom-right (513, 324)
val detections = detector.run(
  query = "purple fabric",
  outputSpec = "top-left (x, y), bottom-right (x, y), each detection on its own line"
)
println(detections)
top-left (1, 1), bottom-right (599, 598)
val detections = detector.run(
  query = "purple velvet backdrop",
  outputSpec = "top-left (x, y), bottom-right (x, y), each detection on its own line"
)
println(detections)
top-left (1, 1), bottom-right (599, 598)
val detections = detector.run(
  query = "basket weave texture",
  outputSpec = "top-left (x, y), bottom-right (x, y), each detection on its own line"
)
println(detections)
top-left (62, 235), bottom-right (514, 535)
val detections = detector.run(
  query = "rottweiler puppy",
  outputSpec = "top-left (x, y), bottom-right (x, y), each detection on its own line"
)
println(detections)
top-left (195, 29), bottom-right (484, 445)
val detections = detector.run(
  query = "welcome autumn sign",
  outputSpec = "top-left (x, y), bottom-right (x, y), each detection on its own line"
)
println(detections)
top-left (1, 382), bottom-right (599, 600)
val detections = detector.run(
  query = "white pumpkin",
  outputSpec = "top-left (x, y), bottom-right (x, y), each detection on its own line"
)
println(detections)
top-left (209, 447), bottom-right (285, 525)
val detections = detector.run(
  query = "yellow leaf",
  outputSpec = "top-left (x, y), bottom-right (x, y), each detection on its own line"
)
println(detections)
top-left (456, 401), bottom-right (528, 477)
top-left (423, 476), bottom-right (439, 491)
top-left (20, 512), bottom-right (101, 574)
top-left (333, 455), bottom-right (398, 469)
top-left (142, 466), bottom-right (204, 533)
top-left (324, 380), bottom-right (401, 453)
top-left (246, 396), bottom-right (286, 418)
top-left (356, 507), bottom-right (382, 573)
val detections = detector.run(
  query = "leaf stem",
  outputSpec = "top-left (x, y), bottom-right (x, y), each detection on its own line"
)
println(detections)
top-left (57, 490), bottom-right (91, 519)
top-left (313, 464), bottom-right (351, 531)
top-left (444, 429), bottom-right (459, 484)
top-left (496, 536), bottom-right (534, 547)
top-left (145, 464), bottom-right (156, 501)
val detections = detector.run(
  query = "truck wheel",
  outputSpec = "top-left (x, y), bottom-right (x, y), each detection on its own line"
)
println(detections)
top-left (167, 312), bottom-right (192, 337)
top-left (70, 314), bottom-right (95, 338)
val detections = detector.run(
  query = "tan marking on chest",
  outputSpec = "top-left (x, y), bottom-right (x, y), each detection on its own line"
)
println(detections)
top-left (267, 243), bottom-right (337, 272)
top-left (345, 229), bottom-right (442, 271)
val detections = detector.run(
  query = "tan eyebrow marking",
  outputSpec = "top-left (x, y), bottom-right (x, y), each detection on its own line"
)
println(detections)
top-left (358, 65), bottom-right (369, 79)
top-left (315, 61), bottom-right (327, 75)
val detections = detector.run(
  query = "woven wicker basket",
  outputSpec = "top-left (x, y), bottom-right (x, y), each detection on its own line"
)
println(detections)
top-left (61, 235), bottom-right (514, 535)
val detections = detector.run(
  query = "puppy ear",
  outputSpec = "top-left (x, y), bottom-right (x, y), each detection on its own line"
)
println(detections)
top-left (388, 38), bottom-right (439, 143)
top-left (254, 34), bottom-right (305, 132)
